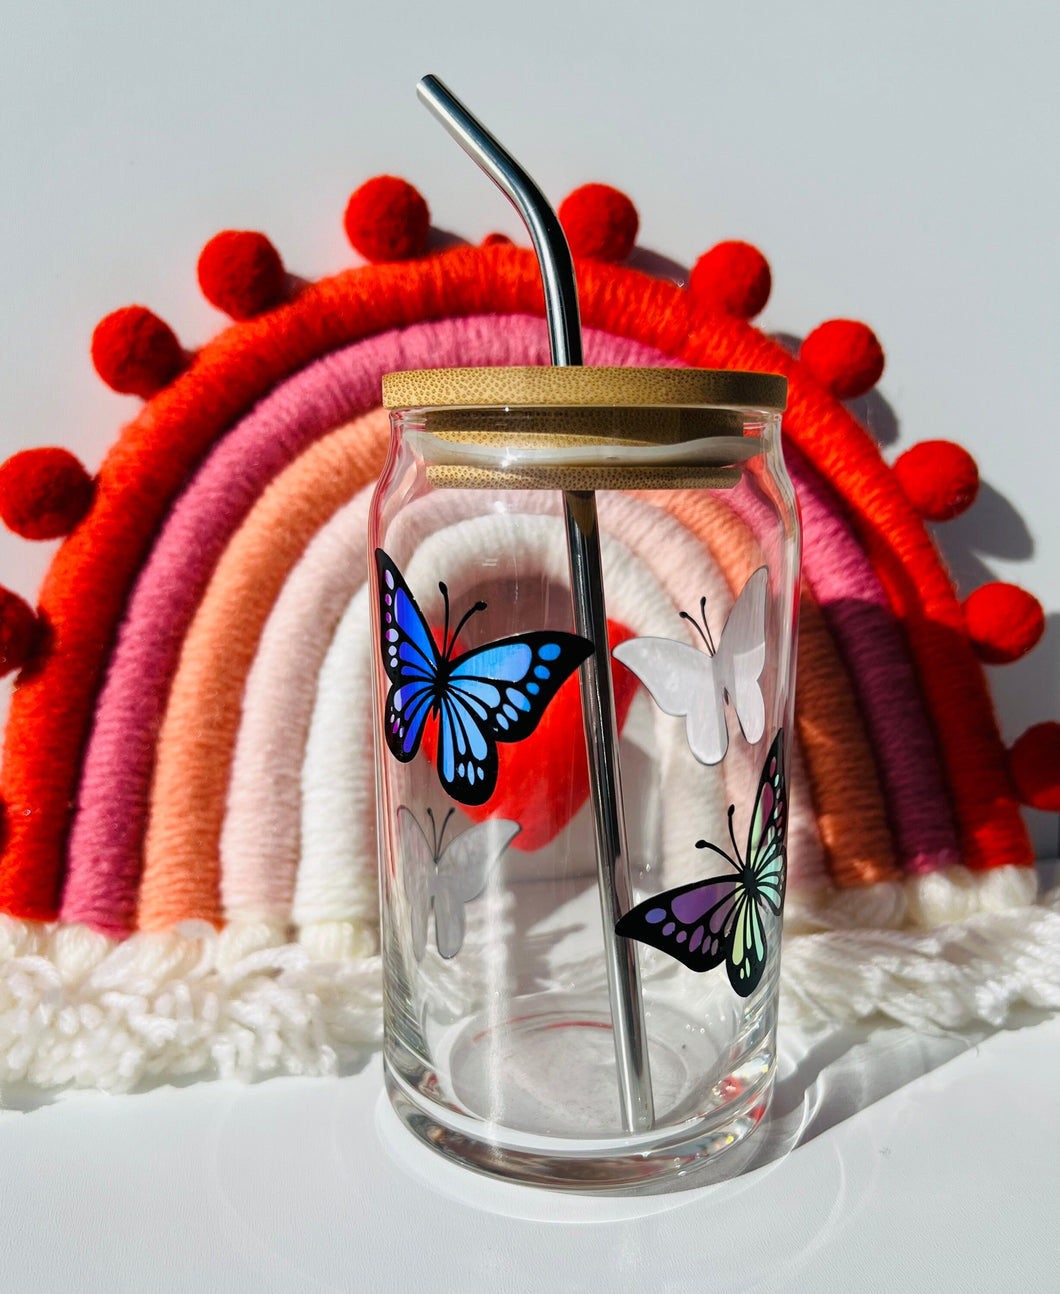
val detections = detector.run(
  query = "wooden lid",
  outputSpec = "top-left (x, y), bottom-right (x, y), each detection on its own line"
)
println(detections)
top-left (381, 365), bottom-right (787, 412)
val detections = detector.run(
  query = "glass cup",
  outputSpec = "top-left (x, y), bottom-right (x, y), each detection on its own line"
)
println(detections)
top-left (370, 366), bottom-right (798, 1190)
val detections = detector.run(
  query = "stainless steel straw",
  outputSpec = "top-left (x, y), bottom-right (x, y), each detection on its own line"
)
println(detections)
top-left (416, 74), bottom-right (655, 1133)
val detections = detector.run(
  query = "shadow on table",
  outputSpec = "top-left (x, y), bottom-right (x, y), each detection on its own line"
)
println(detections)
top-left (747, 1016), bottom-right (987, 1172)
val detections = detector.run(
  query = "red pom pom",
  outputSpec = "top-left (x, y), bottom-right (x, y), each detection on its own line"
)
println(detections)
top-left (0, 448), bottom-right (94, 540)
top-left (91, 306), bottom-right (184, 398)
top-left (893, 440), bottom-right (979, 521)
top-left (558, 184), bottom-right (639, 262)
top-left (688, 241), bottom-right (772, 318)
top-left (343, 176), bottom-right (430, 263)
top-left (0, 587), bottom-right (39, 677)
top-left (197, 230), bottom-right (286, 320)
top-left (963, 583), bottom-right (1045, 664)
top-left (800, 319), bottom-right (885, 399)
top-left (1009, 723), bottom-right (1060, 811)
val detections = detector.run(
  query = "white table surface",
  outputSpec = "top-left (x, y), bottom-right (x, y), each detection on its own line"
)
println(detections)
top-left (3, 1005), bottom-right (1058, 1294)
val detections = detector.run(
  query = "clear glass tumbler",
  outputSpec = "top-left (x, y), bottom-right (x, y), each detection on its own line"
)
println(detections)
top-left (369, 366), bottom-right (798, 1190)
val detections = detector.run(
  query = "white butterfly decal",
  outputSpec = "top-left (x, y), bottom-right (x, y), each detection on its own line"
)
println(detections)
top-left (612, 566), bottom-right (768, 766)
top-left (399, 807), bottom-right (521, 960)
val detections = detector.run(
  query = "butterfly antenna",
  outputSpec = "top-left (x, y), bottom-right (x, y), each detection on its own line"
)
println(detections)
top-left (437, 808), bottom-right (456, 854)
top-left (679, 609), bottom-right (711, 651)
top-left (727, 804), bottom-right (745, 867)
top-left (448, 599), bottom-right (488, 658)
top-left (700, 597), bottom-right (717, 656)
top-left (438, 582), bottom-right (452, 657)
top-left (695, 836), bottom-right (738, 871)
top-left (426, 807), bottom-right (438, 857)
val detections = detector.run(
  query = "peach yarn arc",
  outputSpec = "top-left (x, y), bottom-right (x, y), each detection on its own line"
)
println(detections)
top-left (137, 414), bottom-right (388, 931)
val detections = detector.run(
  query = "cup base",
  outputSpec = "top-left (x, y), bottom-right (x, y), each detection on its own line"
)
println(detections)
top-left (385, 994), bottom-right (775, 1193)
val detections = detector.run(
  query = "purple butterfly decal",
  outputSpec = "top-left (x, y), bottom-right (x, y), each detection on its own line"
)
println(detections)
top-left (616, 730), bottom-right (787, 997)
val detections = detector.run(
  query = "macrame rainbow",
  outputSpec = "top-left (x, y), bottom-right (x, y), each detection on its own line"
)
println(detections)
top-left (0, 180), bottom-right (1056, 1093)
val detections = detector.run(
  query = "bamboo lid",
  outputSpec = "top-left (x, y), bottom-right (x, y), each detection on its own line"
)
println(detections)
top-left (381, 365), bottom-right (787, 412)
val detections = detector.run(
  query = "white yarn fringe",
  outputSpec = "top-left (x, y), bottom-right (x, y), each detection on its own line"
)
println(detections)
top-left (781, 883), bottom-right (1060, 1030)
top-left (2, 881), bottom-right (1057, 1096)
top-left (0, 917), bottom-right (381, 1095)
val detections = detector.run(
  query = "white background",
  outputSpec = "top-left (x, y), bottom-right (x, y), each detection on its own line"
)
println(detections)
top-left (0, 4), bottom-right (1058, 1289)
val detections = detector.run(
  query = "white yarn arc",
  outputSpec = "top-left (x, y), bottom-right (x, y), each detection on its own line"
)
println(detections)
top-left (294, 504), bottom-right (718, 937)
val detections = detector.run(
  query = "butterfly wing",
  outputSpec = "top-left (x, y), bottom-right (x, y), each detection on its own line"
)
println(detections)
top-left (724, 886), bottom-right (771, 996)
top-left (713, 566), bottom-right (768, 746)
top-left (437, 632), bottom-right (593, 805)
top-left (431, 818), bottom-right (521, 958)
top-left (615, 874), bottom-right (742, 973)
top-left (744, 728), bottom-right (788, 917)
top-left (376, 550), bottom-right (441, 764)
top-left (397, 806), bottom-right (437, 962)
top-left (722, 729), bottom-right (788, 995)
top-left (612, 637), bottom-right (728, 765)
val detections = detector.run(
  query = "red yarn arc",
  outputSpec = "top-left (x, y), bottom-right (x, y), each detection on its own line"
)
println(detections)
top-left (343, 176), bottom-right (430, 263)
top-left (1009, 723), bottom-right (1060, 811)
top-left (0, 448), bottom-right (94, 540)
top-left (893, 440), bottom-right (979, 521)
top-left (558, 184), bottom-right (639, 262)
top-left (689, 241), bottom-right (772, 318)
top-left (91, 306), bottom-right (185, 399)
top-left (0, 246), bottom-right (1033, 921)
top-left (963, 583), bottom-right (1045, 664)
top-left (197, 231), bottom-right (286, 321)
top-left (0, 587), bottom-right (38, 678)
top-left (800, 319), bottom-right (885, 400)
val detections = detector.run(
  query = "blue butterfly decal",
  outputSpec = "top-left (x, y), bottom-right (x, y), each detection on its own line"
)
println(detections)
top-left (375, 549), bottom-right (594, 806)
top-left (615, 730), bottom-right (787, 997)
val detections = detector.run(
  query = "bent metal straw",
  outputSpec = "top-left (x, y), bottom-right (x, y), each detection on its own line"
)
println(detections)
top-left (415, 74), bottom-right (655, 1132)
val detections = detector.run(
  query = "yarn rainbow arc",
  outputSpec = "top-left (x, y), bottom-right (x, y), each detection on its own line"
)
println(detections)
top-left (0, 177), bottom-right (1054, 1096)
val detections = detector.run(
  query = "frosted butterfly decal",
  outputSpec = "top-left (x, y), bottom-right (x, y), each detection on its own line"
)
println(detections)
top-left (615, 730), bottom-right (786, 996)
top-left (612, 566), bottom-right (768, 766)
top-left (399, 807), bottom-right (520, 960)
top-left (376, 549), bottom-right (593, 806)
